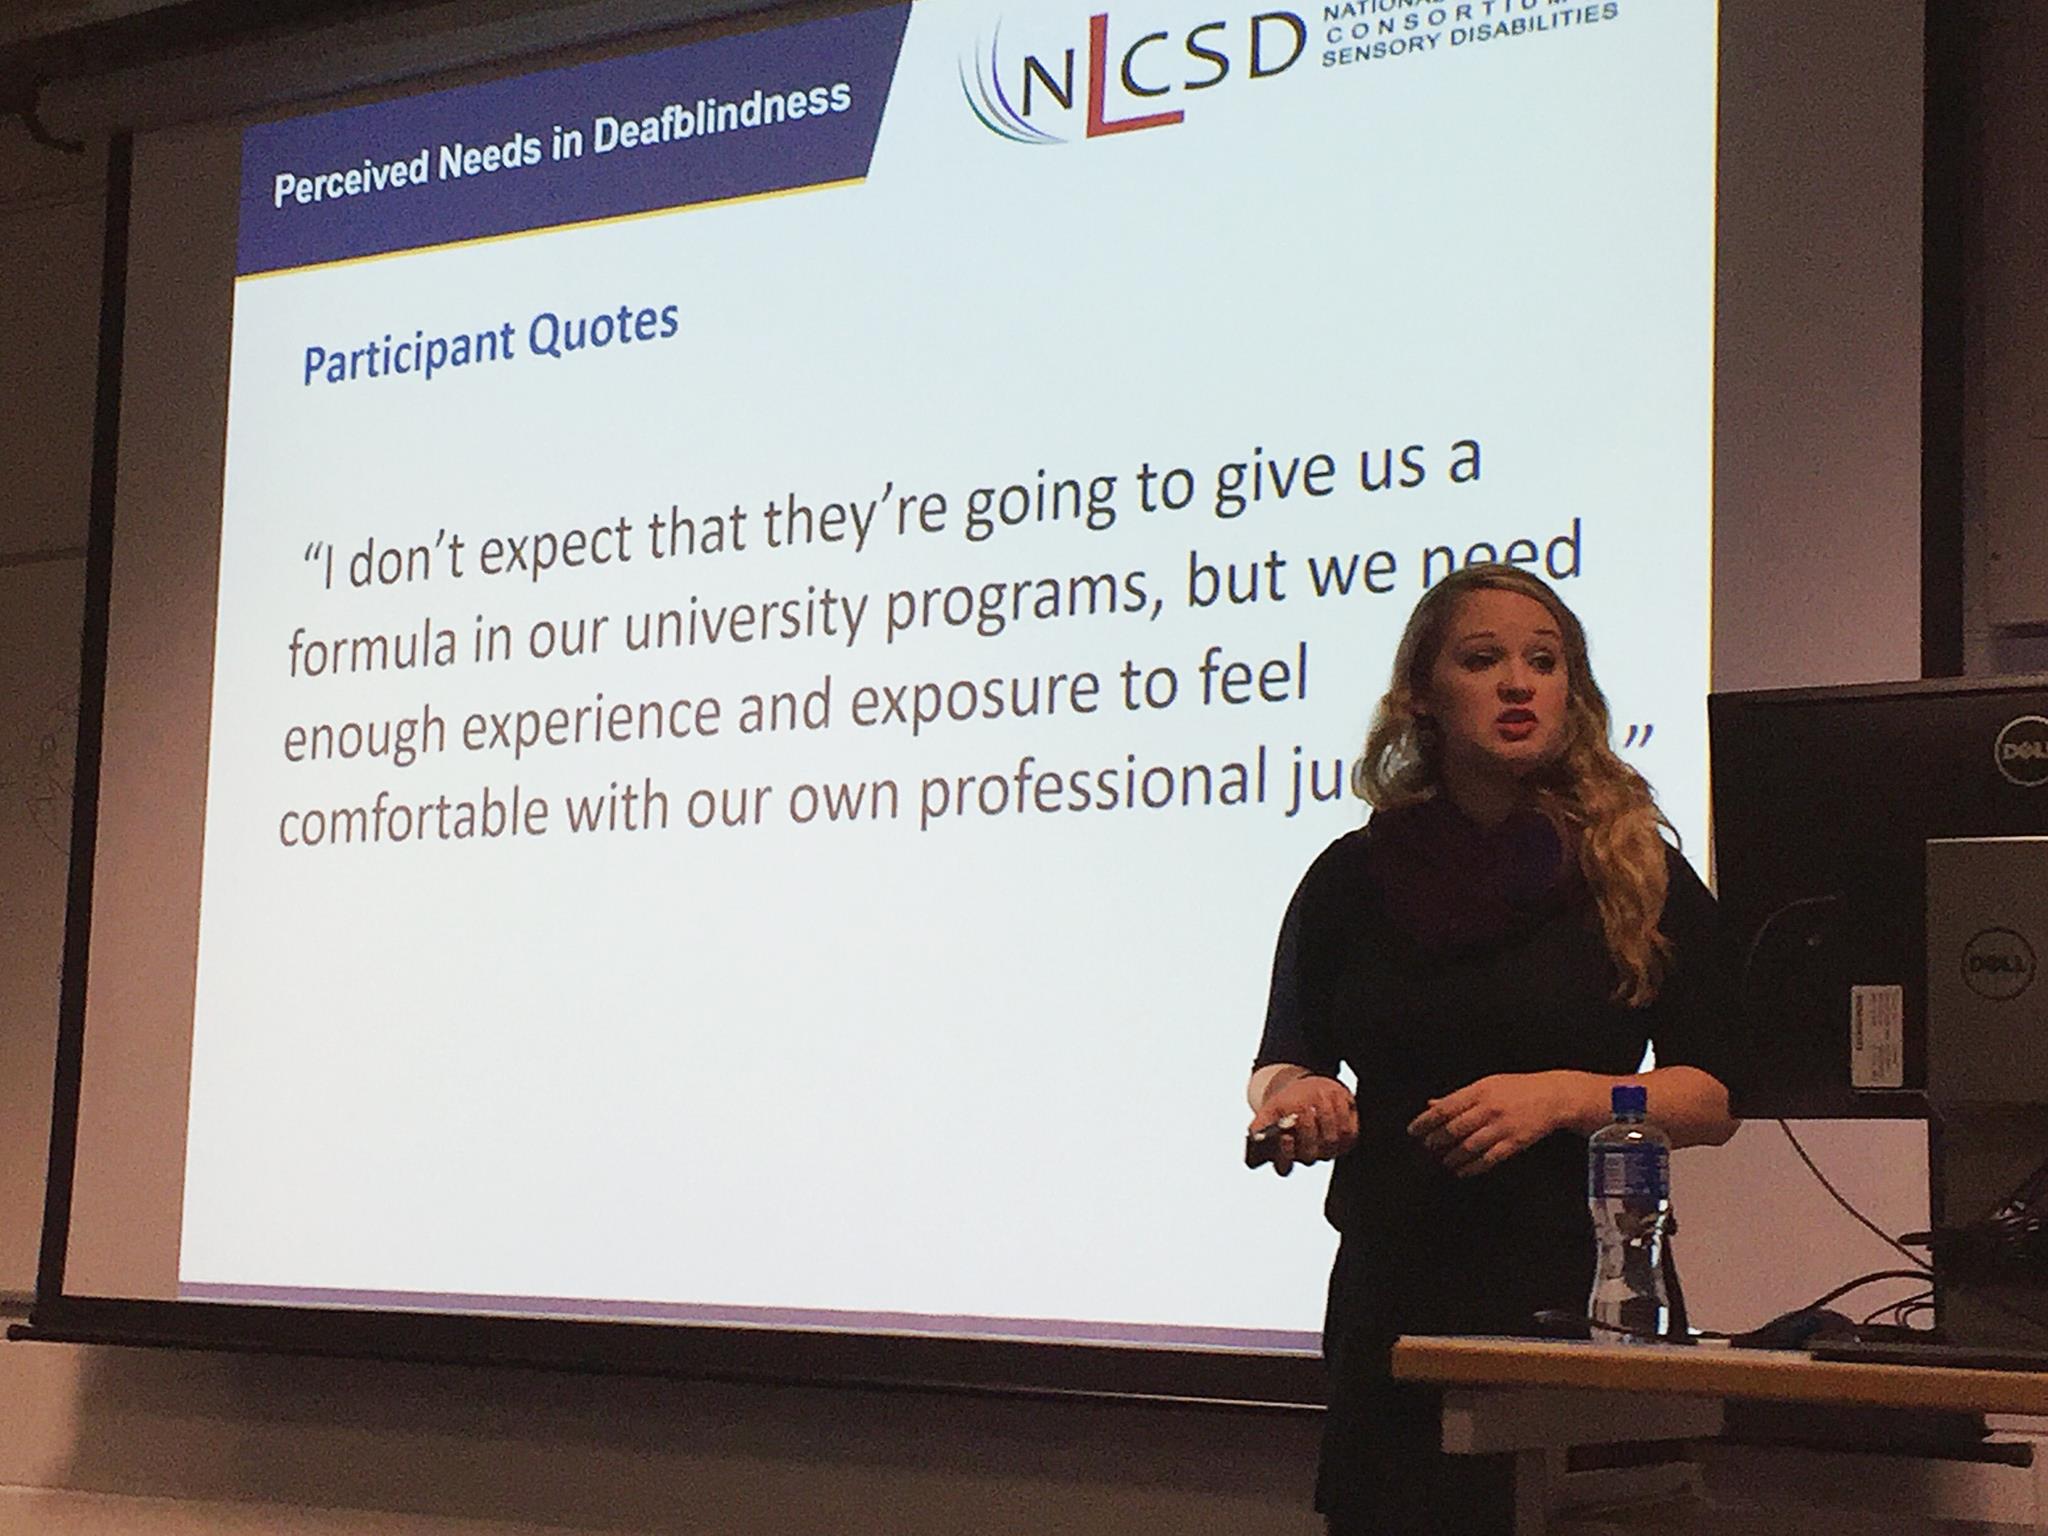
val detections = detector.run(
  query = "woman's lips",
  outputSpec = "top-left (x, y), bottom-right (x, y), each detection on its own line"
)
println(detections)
top-left (1495, 710), bottom-right (1537, 740)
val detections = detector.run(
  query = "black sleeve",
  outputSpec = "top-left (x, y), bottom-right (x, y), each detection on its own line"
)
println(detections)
top-left (1251, 840), bottom-right (1351, 1078)
top-left (1643, 843), bottom-right (1741, 1087)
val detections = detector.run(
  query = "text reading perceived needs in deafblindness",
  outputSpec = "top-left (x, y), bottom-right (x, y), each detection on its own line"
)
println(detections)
top-left (269, 83), bottom-right (858, 210)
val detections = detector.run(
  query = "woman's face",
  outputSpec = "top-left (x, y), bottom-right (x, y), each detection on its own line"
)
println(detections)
top-left (1419, 587), bottom-right (1571, 779)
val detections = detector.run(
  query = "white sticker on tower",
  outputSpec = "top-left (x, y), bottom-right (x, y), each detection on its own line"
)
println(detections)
top-left (1850, 985), bottom-right (1905, 1089)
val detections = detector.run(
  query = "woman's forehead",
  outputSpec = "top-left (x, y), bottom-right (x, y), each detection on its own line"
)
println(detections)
top-left (1440, 586), bottom-right (1561, 639)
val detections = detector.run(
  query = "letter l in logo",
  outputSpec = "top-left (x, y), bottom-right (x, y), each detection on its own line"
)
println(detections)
top-left (1087, 13), bottom-right (1184, 136)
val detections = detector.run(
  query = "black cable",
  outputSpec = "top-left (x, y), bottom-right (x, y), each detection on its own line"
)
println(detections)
top-left (1538, 1270), bottom-right (1933, 1345)
top-left (1894, 1293), bottom-right (1933, 1326)
top-left (1735, 898), bottom-right (1929, 1268)
top-left (1905, 1147), bottom-right (2048, 1256)
top-left (1737, 891), bottom-right (1843, 1003)
top-left (1791, 1268), bottom-right (1935, 1315)
top-left (1862, 1288), bottom-right (1933, 1328)
top-left (1778, 1119), bottom-right (1927, 1268)
top-left (9, 79), bottom-right (85, 156)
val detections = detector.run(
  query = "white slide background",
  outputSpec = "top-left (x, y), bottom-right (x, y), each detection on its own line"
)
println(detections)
top-left (179, 0), bottom-right (1715, 1340)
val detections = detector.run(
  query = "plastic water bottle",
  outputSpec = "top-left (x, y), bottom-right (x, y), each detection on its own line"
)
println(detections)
top-left (1587, 1084), bottom-right (1675, 1341)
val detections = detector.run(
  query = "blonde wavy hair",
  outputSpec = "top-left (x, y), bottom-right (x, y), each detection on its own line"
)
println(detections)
top-left (1352, 564), bottom-right (1676, 1005)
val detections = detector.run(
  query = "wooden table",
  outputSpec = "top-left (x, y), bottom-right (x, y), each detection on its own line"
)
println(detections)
top-left (1396, 1335), bottom-right (2048, 1414)
top-left (1392, 1336), bottom-right (2048, 1534)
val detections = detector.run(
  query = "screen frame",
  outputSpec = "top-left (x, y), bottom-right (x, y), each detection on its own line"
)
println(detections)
top-left (17, 0), bottom-right (1952, 1402)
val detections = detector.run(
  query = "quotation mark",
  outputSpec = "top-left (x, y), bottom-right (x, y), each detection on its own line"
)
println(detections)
top-left (1622, 723), bottom-right (1655, 748)
top-left (304, 540), bottom-right (334, 589)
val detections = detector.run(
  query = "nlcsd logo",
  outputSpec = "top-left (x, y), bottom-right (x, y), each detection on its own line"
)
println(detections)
top-left (964, 10), bottom-right (1309, 144)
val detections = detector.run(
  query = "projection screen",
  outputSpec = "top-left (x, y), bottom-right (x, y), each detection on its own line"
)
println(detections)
top-left (22, 0), bottom-right (1928, 1401)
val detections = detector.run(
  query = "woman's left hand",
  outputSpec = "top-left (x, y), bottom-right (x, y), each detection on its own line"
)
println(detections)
top-left (1406, 1072), bottom-right (1580, 1178)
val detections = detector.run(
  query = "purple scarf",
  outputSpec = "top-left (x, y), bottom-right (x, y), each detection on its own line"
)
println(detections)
top-left (1365, 795), bottom-right (1579, 954)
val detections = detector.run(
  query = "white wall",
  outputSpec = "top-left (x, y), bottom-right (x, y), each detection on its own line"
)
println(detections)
top-left (1712, 0), bottom-right (1923, 694)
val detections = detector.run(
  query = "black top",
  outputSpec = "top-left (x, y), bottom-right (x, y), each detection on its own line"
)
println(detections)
top-left (1255, 806), bottom-right (1736, 1337)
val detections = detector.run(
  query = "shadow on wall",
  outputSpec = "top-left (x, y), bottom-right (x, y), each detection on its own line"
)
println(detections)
top-left (51, 1341), bottom-right (1325, 1535)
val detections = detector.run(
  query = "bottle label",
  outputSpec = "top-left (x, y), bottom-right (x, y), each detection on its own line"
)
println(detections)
top-left (1591, 1146), bottom-right (1669, 1200)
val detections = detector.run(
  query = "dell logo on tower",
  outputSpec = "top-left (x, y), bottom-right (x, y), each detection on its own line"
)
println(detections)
top-left (1964, 927), bottom-right (2038, 1001)
top-left (1996, 715), bottom-right (2048, 787)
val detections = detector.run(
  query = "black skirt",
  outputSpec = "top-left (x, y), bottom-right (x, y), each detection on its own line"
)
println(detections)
top-left (1314, 1223), bottom-right (1595, 1535)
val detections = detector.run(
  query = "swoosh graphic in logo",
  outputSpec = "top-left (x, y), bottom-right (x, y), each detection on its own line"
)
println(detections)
top-left (961, 21), bottom-right (1065, 145)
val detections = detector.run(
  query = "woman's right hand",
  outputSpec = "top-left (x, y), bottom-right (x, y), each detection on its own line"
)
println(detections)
top-left (1250, 1073), bottom-right (1359, 1175)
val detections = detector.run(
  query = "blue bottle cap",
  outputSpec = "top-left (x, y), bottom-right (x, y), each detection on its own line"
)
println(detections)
top-left (1612, 1084), bottom-right (1648, 1118)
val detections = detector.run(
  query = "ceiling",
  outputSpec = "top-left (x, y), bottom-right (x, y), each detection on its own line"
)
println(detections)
top-left (0, 0), bottom-right (769, 143)
top-left (0, 0), bottom-right (450, 90)
top-left (0, 1), bottom-right (175, 47)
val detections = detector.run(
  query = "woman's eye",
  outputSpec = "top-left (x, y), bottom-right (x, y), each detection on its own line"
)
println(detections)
top-left (1461, 652), bottom-right (1497, 671)
top-left (1530, 653), bottom-right (1558, 673)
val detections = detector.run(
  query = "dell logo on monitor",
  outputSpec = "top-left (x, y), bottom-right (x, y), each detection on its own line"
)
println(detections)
top-left (1996, 715), bottom-right (2048, 787)
top-left (1964, 927), bottom-right (2037, 1001)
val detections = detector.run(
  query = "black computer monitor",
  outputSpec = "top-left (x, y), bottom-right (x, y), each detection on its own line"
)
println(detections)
top-left (1708, 676), bottom-right (2048, 1117)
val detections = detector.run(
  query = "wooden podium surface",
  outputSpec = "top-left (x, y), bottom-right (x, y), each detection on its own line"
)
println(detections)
top-left (1392, 1335), bottom-right (2048, 1416)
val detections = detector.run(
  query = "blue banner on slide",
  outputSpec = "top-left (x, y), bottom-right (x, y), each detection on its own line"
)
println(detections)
top-left (237, 4), bottom-right (910, 277)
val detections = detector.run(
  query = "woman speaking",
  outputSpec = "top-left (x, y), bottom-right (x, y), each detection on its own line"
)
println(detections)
top-left (1249, 565), bottom-right (1738, 1535)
